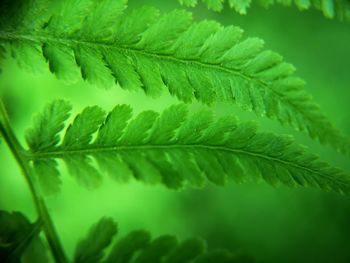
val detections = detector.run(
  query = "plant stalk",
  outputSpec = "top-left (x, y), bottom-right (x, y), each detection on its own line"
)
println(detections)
top-left (0, 99), bottom-right (69, 263)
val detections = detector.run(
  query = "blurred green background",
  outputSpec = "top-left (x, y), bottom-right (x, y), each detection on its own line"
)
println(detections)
top-left (1, 0), bottom-right (350, 262)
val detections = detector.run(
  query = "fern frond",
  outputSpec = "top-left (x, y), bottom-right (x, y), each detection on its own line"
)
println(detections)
top-left (178, 0), bottom-right (350, 20)
top-left (0, 0), bottom-right (348, 152)
top-left (74, 217), bottom-right (117, 263)
top-left (0, 210), bottom-right (48, 263)
top-left (24, 100), bottom-right (350, 195)
top-left (74, 217), bottom-right (253, 263)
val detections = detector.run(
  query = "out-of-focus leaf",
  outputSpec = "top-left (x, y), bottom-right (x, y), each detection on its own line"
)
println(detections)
top-left (0, 210), bottom-right (47, 263)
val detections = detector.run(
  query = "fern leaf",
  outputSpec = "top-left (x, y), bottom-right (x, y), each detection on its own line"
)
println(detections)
top-left (202, 0), bottom-right (225, 11)
top-left (0, 0), bottom-right (348, 151)
top-left (25, 99), bottom-right (72, 152)
top-left (164, 238), bottom-right (206, 263)
top-left (178, 0), bottom-right (350, 20)
top-left (105, 230), bottom-right (150, 263)
top-left (0, 210), bottom-right (48, 263)
top-left (25, 101), bottom-right (350, 195)
top-left (74, 217), bottom-right (253, 263)
top-left (228, 0), bottom-right (252, 14)
top-left (179, 0), bottom-right (199, 7)
top-left (74, 217), bottom-right (117, 263)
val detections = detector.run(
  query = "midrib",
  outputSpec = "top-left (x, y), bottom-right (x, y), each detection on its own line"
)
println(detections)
top-left (26, 143), bottom-right (334, 181)
top-left (1, 30), bottom-right (296, 106)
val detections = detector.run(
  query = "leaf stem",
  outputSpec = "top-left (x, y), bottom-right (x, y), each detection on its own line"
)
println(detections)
top-left (0, 99), bottom-right (69, 263)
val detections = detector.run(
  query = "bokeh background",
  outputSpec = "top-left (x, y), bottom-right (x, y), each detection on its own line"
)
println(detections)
top-left (1, 0), bottom-right (350, 262)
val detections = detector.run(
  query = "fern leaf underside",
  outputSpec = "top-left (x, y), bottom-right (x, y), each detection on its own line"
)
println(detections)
top-left (179, 0), bottom-right (350, 20)
top-left (75, 217), bottom-right (253, 263)
top-left (0, 211), bottom-right (248, 263)
top-left (0, 0), bottom-right (348, 153)
top-left (25, 100), bottom-right (350, 195)
top-left (0, 210), bottom-right (48, 263)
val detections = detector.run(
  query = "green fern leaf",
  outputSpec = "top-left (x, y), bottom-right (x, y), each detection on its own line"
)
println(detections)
top-left (0, 0), bottom-right (348, 151)
top-left (74, 217), bottom-right (117, 263)
top-left (164, 238), bottom-right (206, 263)
top-left (25, 99), bottom-right (72, 152)
top-left (74, 217), bottom-right (253, 263)
top-left (105, 230), bottom-right (150, 263)
top-left (25, 100), bottom-right (350, 195)
top-left (228, 0), bottom-right (252, 14)
top-left (179, 0), bottom-right (199, 7)
top-left (202, 0), bottom-right (225, 11)
top-left (0, 210), bottom-right (48, 263)
top-left (178, 0), bottom-right (350, 20)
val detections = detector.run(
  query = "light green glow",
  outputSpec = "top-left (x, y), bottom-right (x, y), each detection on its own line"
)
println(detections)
top-left (1, 0), bottom-right (350, 263)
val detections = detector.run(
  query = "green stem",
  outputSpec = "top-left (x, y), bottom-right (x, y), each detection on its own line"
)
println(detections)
top-left (0, 99), bottom-right (69, 263)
